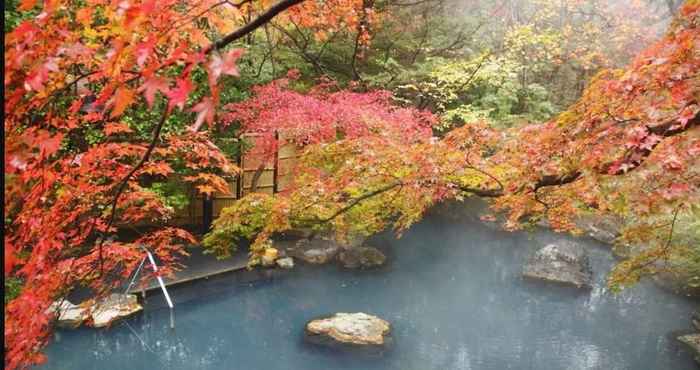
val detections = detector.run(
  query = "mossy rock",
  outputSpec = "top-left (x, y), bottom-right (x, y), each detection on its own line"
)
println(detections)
top-left (338, 246), bottom-right (387, 269)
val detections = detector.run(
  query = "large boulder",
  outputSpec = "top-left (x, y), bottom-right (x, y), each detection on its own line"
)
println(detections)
top-left (523, 242), bottom-right (593, 289)
top-left (306, 312), bottom-right (391, 346)
top-left (90, 293), bottom-right (143, 328)
top-left (338, 246), bottom-right (387, 269)
top-left (537, 213), bottom-right (623, 245)
top-left (678, 333), bottom-right (700, 364)
top-left (574, 214), bottom-right (623, 245)
top-left (288, 237), bottom-right (340, 265)
top-left (46, 300), bottom-right (90, 329)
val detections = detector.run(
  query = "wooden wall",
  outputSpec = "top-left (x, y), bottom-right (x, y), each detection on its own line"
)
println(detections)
top-left (175, 132), bottom-right (298, 226)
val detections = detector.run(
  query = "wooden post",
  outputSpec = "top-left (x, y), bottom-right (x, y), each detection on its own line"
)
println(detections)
top-left (236, 147), bottom-right (243, 199)
top-left (273, 130), bottom-right (279, 193)
top-left (202, 194), bottom-right (213, 234)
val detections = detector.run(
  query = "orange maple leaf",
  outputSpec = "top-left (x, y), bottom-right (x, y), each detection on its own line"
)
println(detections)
top-left (104, 122), bottom-right (134, 136)
top-left (196, 184), bottom-right (216, 195)
top-left (110, 87), bottom-right (136, 118)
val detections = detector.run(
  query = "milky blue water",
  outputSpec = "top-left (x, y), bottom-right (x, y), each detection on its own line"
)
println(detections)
top-left (42, 201), bottom-right (698, 370)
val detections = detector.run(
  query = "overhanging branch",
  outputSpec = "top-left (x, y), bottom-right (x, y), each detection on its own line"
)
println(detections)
top-left (205, 0), bottom-right (306, 54)
top-left (295, 182), bottom-right (402, 226)
top-left (460, 109), bottom-right (698, 197)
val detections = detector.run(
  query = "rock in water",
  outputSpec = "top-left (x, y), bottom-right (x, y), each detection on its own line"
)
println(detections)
top-left (574, 214), bottom-right (622, 244)
top-left (523, 242), bottom-right (593, 289)
top-left (46, 300), bottom-right (89, 328)
top-left (678, 333), bottom-right (700, 364)
top-left (261, 247), bottom-right (279, 267)
top-left (302, 248), bottom-right (337, 264)
top-left (306, 312), bottom-right (391, 345)
top-left (344, 234), bottom-right (368, 249)
top-left (291, 237), bottom-right (340, 264)
top-left (338, 247), bottom-right (387, 269)
top-left (276, 257), bottom-right (294, 269)
top-left (90, 293), bottom-right (143, 328)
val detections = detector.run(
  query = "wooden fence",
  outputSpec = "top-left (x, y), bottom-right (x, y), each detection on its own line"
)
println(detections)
top-left (173, 132), bottom-right (298, 228)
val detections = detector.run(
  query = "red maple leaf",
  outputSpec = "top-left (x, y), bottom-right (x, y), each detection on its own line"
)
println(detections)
top-left (190, 97), bottom-right (216, 131)
top-left (678, 105), bottom-right (698, 127)
top-left (138, 76), bottom-right (170, 108)
top-left (38, 132), bottom-right (64, 158)
top-left (662, 154), bottom-right (683, 171)
top-left (661, 183), bottom-right (690, 200)
top-left (166, 78), bottom-right (193, 110)
top-left (135, 36), bottom-right (157, 67)
top-left (5, 243), bottom-right (18, 276)
top-left (208, 48), bottom-right (245, 85)
top-left (23, 60), bottom-right (58, 92)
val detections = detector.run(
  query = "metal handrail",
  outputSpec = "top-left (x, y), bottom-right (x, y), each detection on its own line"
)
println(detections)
top-left (125, 245), bottom-right (175, 329)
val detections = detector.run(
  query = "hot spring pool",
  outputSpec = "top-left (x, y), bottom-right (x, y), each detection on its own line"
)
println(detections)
top-left (41, 201), bottom-right (698, 369)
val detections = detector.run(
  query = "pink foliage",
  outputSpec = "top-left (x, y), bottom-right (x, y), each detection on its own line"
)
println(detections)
top-left (222, 79), bottom-right (437, 157)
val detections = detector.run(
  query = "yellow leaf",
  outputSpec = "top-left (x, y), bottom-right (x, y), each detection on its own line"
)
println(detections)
top-left (83, 27), bottom-right (99, 40)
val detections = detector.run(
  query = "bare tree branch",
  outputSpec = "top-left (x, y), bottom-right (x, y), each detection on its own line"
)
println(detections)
top-left (205, 0), bottom-right (306, 54)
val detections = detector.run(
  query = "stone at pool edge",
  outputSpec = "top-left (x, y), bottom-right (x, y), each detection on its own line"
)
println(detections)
top-left (47, 293), bottom-right (142, 329)
top-left (523, 241), bottom-right (593, 289)
top-left (288, 237), bottom-right (340, 264)
top-left (46, 300), bottom-right (90, 329)
top-left (338, 246), bottom-right (387, 269)
top-left (677, 333), bottom-right (700, 364)
top-left (306, 312), bottom-right (391, 346)
top-left (276, 257), bottom-right (294, 269)
top-left (90, 293), bottom-right (143, 328)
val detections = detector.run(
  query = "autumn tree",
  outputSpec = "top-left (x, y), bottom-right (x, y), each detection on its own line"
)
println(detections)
top-left (3, 0), bottom-right (373, 368)
top-left (203, 77), bottom-right (448, 261)
top-left (4, 1), bottom-right (699, 369)
top-left (416, 0), bottom-right (663, 121)
top-left (206, 1), bottom-right (699, 291)
top-left (488, 1), bottom-right (699, 289)
top-left (202, 0), bottom-right (664, 129)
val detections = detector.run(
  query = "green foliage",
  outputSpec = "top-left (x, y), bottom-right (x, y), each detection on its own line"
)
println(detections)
top-left (202, 193), bottom-right (277, 259)
top-left (148, 179), bottom-right (190, 213)
top-left (608, 206), bottom-right (700, 293)
top-left (390, 54), bottom-right (559, 130)
top-left (669, 205), bottom-right (700, 288)
top-left (438, 105), bottom-right (493, 132)
top-left (4, 0), bottom-right (39, 32)
top-left (503, 24), bottom-right (563, 76)
top-left (5, 278), bottom-right (23, 305)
